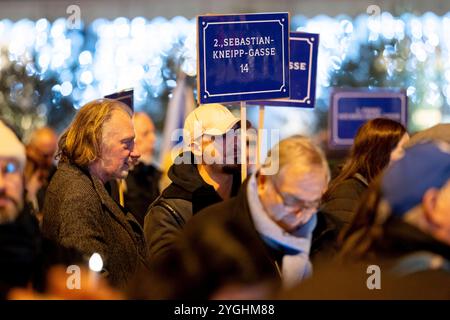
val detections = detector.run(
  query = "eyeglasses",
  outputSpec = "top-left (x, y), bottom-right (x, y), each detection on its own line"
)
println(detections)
top-left (0, 161), bottom-right (20, 176)
top-left (270, 178), bottom-right (321, 212)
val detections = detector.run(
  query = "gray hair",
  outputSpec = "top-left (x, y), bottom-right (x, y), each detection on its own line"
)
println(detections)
top-left (260, 135), bottom-right (330, 181)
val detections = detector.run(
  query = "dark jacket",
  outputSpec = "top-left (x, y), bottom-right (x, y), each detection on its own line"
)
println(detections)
top-left (1, 205), bottom-right (83, 299)
top-left (320, 174), bottom-right (368, 226)
top-left (0, 206), bottom-right (41, 298)
top-left (327, 217), bottom-right (450, 299)
top-left (36, 165), bottom-right (57, 212)
top-left (186, 178), bottom-right (284, 280)
top-left (108, 163), bottom-right (161, 226)
top-left (42, 162), bottom-right (148, 288)
top-left (311, 209), bottom-right (340, 263)
top-left (143, 152), bottom-right (240, 263)
top-left (312, 174), bottom-right (368, 261)
top-left (282, 218), bottom-right (450, 300)
top-left (367, 217), bottom-right (450, 273)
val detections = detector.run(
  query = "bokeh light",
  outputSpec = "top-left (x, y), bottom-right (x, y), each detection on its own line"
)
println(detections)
top-left (1, 13), bottom-right (450, 136)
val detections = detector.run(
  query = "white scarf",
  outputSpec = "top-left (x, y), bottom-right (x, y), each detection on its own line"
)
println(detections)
top-left (246, 173), bottom-right (316, 287)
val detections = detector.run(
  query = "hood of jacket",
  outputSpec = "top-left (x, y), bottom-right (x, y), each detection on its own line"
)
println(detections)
top-left (163, 152), bottom-right (241, 201)
top-left (162, 152), bottom-right (212, 201)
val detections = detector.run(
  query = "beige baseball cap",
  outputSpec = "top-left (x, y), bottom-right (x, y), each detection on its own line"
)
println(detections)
top-left (183, 104), bottom-right (240, 144)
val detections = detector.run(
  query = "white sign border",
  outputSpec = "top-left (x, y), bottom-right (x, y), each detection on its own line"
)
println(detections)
top-left (268, 35), bottom-right (315, 105)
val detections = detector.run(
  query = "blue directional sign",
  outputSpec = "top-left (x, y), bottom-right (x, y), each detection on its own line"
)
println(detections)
top-left (329, 88), bottom-right (408, 148)
top-left (197, 13), bottom-right (290, 104)
top-left (105, 89), bottom-right (134, 112)
top-left (252, 32), bottom-right (319, 108)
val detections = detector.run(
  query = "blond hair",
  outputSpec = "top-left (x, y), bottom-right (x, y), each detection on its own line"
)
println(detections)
top-left (57, 99), bottom-right (132, 168)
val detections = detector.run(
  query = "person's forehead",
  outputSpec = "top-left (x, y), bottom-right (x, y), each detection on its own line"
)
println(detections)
top-left (36, 132), bottom-right (56, 142)
top-left (30, 134), bottom-right (54, 149)
top-left (277, 165), bottom-right (326, 192)
top-left (105, 110), bottom-right (134, 136)
top-left (133, 114), bottom-right (154, 130)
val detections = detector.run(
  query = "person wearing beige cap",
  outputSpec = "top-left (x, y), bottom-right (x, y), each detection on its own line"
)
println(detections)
top-left (144, 104), bottom-right (246, 263)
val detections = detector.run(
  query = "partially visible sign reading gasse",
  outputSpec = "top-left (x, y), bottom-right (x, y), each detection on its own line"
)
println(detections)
top-left (252, 32), bottom-right (319, 108)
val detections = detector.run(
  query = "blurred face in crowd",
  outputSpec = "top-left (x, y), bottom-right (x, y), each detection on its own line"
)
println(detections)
top-left (133, 113), bottom-right (156, 165)
top-left (91, 109), bottom-right (140, 183)
top-left (258, 164), bottom-right (328, 233)
top-left (27, 127), bottom-right (58, 169)
top-left (390, 133), bottom-right (410, 164)
top-left (0, 158), bottom-right (24, 223)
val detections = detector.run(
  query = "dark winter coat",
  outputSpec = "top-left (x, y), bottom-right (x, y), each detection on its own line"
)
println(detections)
top-left (311, 174), bottom-right (368, 261)
top-left (108, 162), bottom-right (161, 226)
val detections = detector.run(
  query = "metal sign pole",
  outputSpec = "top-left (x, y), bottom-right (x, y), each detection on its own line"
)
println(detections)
top-left (241, 101), bottom-right (247, 182)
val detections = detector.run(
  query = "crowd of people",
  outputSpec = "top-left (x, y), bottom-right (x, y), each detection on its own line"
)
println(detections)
top-left (0, 98), bottom-right (449, 299)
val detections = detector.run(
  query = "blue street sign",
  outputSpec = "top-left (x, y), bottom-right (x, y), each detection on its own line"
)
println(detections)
top-left (197, 13), bottom-right (290, 104)
top-left (105, 89), bottom-right (134, 111)
top-left (329, 88), bottom-right (408, 148)
top-left (252, 32), bottom-right (319, 108)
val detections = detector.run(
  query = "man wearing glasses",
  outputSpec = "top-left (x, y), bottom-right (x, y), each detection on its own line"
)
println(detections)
top-left (182, 135), bottom-right (330, 287)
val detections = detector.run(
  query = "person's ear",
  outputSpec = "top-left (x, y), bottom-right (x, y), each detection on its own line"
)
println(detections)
top-left (423, 188), bottom-right (439, 221)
